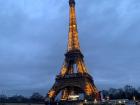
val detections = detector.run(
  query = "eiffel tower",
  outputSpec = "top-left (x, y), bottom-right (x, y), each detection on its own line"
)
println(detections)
top-left (46, 0), bottom-right (100, 104)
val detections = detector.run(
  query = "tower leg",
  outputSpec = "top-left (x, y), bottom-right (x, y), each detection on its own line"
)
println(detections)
top-left (61, 88), bottom-right (69, 100)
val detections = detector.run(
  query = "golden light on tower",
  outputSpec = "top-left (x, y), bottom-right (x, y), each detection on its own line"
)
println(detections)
top-left (46, 0), bottom-right (100, 104)
top-left (68, 0), bottom-right (80, 51)
top-left (48, 90), bottom-right (55, 98)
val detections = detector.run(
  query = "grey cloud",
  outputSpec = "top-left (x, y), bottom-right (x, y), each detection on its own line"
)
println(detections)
top-left (0, 0), bottom-right (140, 96)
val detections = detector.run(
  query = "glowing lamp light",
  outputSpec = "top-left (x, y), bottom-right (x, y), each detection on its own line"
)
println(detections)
top-left (118, 100), bottom-right (122, 104)
top-left (68, 95), bottom-right (79, 100)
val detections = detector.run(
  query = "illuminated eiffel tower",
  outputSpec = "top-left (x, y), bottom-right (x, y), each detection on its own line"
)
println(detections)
top-left (46, 0), bottom-right (100, 104)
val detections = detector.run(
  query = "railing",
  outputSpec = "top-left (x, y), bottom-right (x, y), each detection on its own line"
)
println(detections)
top-left (56, 73), bottom-right (93, 80)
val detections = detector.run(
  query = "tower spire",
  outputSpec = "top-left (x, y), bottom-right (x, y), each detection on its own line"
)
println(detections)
top-left (68, 0), bottom-right (80, 51)
top-left (69, 0), bottom-right (75, 6)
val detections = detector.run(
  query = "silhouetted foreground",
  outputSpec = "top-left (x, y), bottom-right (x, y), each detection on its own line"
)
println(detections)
top-left (0, 92), bottom-right (44, 104)
top-left (0, 103), bottom-right (45, 105)
top-left (102, 85), bottom-right (140, 100)
top-left (0, 85), bottom-right (140, 104)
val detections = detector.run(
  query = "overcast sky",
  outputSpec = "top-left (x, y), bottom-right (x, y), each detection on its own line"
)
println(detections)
top-left (0, 0), bottom-right (140, 96)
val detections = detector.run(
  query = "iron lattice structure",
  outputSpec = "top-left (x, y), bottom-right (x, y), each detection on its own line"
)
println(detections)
top-left (46, 0), bottom-right (100, 103)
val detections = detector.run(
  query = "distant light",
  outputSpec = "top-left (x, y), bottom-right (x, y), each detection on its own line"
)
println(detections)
top-left (68, 95), bottom-right (79, 100)
top-left (133, 96), bottom-right (136, 101)
top-left (118, 100), bottom-right (122, 104)
top-left (69, 95), bottom-right (79, 98)
top-left (107, 96), bottom-right (110, 100)
top-left (94, 99), bottom-right (98, 104)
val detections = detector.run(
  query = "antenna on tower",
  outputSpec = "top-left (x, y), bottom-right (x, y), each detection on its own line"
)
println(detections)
top-left (69, 0), bottom-right (75, 6)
